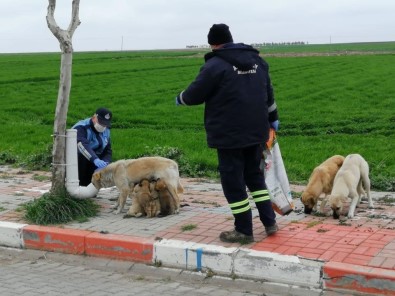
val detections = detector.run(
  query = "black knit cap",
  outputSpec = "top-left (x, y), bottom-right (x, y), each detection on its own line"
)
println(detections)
top-left (207, 23), bottom-right (233, 45)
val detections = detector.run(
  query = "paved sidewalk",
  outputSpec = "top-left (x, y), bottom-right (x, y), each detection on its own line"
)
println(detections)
top-left (1, 165), bottom-right (395, 295)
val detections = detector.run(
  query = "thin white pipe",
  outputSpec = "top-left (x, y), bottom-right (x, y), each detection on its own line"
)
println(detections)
top-left (65, 129), bottom-right (98, 199)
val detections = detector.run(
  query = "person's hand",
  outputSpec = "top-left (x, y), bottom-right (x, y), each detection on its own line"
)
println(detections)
top-left (270, 120), bottom-right (279, 131)
top-left (93, 159), bottom-right (108, 169)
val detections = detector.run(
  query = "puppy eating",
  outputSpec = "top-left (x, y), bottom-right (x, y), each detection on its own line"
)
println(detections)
top-left (154, 178), bottom-right (180, 216)
top-left (126, 179), bottom-right (161, 218)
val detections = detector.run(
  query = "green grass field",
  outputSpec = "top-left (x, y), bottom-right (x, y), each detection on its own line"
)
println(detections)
top-left (0, 42), bottom-right (394, 190)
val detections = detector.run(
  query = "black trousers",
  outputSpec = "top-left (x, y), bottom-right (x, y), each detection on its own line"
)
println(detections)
top-left (217, 144), bottom-right (276, 236)
top-left (77, 153), bottom-right (96, 186)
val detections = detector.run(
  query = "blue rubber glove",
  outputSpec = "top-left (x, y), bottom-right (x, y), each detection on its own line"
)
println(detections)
top-left (175, 96), bottom-right (182, 106)
top-left (93, 158), bottom-right (107, 169)
top-left (270, 120), bottom-right (280, 131)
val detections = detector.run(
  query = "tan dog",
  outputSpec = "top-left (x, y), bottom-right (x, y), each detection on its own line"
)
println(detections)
top-left (126, 179), bottom-right (161, 218)
top-left (155, 178), bottom-right (180, 216)
top-left (328, 154), bottom-right (372, 219)
top-left (301, 155), bottom-right (345, 214)
top-left (91, 156), bottom-right (184, 214)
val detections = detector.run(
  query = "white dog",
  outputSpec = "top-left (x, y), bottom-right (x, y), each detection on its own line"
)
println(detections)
top-left (328, 154), bottom-right (373, 219)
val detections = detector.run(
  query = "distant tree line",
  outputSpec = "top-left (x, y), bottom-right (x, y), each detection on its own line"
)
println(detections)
top-left (185, 45), bottom-right (210, 49)
top-left (251, 41), bottom-right (307, 47)
top-left (186, 41), bottom-right (308, 49)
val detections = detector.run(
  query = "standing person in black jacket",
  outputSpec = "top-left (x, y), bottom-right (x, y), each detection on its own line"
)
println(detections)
top-left (175, 24), bottom-right (280, 243)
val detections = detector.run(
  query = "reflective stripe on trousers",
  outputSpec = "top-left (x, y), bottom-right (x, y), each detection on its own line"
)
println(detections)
top-left (251, 189), bottom-right (270, 203)
top-left (229, 197), bottom-right (251, 215)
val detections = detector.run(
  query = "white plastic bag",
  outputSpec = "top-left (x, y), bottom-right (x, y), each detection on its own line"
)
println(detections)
top-left (261, 129), bottom-right (294, 215)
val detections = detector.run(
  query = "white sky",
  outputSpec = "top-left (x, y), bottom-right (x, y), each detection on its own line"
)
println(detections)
top-left (1, 0), bottom-right (394, 53)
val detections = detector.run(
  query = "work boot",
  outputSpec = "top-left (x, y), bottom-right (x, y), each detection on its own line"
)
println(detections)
top-left (219, 229), bottom-right (254, 244)
top-left (265, 223), bottom-right (278, 236)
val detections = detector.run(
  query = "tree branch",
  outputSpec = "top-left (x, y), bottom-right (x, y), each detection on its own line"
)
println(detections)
top-left (46, 0), bottom-right (62, 39)
top-left (46, 0), bottom-right (80, 53)
top-left (68, 0), bottom-right (81, 38)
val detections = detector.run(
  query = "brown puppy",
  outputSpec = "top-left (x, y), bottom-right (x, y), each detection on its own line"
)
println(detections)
top-left (91, 156), bottom-right (183, 214)
top-left (154, 178), bottom-right (180, 216)
top-left (126, 179), bottom-right (161, 218)
top-left (328, 154), bottom-right (372, 219)
top-left (301, 155), bottom-right (345, 214)
top-left (144, 180), bottom-right (161, 218)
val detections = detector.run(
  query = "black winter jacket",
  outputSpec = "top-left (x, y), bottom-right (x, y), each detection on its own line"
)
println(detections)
top-left (177, 43), bottom-right (278, 149)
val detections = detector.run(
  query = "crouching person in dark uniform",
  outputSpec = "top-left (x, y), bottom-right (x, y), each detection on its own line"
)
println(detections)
top-left (72, 107), bottom-right (112, 186)
top-left (175, 24), bottom-right (280, 243)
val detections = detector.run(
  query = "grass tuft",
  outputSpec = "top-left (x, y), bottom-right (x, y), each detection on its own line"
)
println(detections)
top-left (0, 150), bottom-right (18, 165)
top-left (181, 224), bottom-right (197, 231)
top-left (23, 144), bottom-right (52, 171)
top-left (32, 174), bottom-right (51, 182)
top-left (23, 187), bottom-right (100, 225)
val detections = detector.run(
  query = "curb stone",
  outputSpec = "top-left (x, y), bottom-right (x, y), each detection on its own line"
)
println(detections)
top-left (0, 221), bottom-right (27, 248)
top-left (2, 217), bottom-right (395, 294)
top-left (1, 221), bottom-right (322, 287)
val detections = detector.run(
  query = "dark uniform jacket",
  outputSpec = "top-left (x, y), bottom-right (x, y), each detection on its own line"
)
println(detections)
top-left (176, 43), bottom-right (278, 149)
top-left (72, 118), bottom-right (112, 163)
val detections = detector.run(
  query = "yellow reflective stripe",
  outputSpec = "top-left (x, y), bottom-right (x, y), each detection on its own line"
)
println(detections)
top-left (229, 198), bottom-right (251, 214)
top-left (251, 190), bottom-right (268, 197)
top-left (253, 196), bottom-right (271, 202)
top-left (231, 204), bottom-right (251, 214)
top-left (229, 198), bottom-right (249, 209)
top-left (252, 189), bottom-right (270, 203)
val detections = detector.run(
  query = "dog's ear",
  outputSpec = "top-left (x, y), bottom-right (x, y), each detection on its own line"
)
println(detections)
top-left (92, 172), bottom-right (101, 181)
top-left (300, 192), bottom-right (309, 204)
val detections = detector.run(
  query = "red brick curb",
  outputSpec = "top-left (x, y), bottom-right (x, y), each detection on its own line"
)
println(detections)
top-left (22, 225), bottom-right (154, 263)
top-left (324, 261), bottom-right (395, 295)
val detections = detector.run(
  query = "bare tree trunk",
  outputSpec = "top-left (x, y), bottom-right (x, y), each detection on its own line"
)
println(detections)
top-left (46, 0), bottom-right (81, 192)
top-left (51, 53), bottom-right (72, 191)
